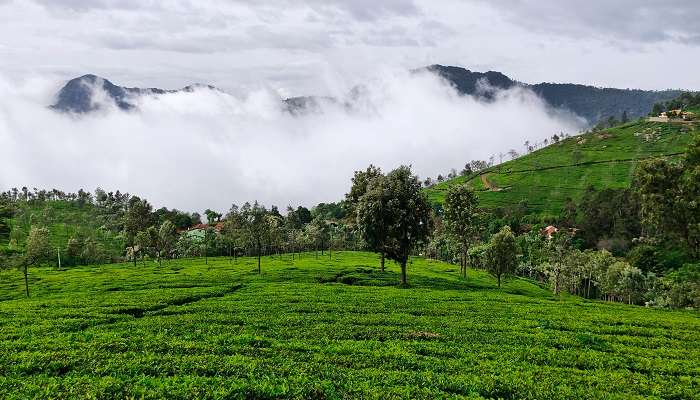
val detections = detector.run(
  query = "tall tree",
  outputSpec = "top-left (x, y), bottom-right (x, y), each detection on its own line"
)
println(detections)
top-left (486, 226), bottom-right (517, 288)
top-left (204, 209), bottom-right (223, 225)
top-left (23, 227), bottom-right (51, 297)
top-left (347, 165), bottom-right (388, 270)
top-left (123, 196), bottom-right (154, 266)
top-left (443, 184), bottom-right (479, 278)
top-left (158, 220), bottom-right (178, 264)
top-left (359, 166), bottom-right (432, 285)
top-left (240, 202), bottom-right (270, 273)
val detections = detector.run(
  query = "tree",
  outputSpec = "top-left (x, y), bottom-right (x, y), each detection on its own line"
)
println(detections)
top-left (621, 110), bottom-right (629, 123)
top-left (309, 216), bottom-right (330, 256)
top-left (65, 236), bottom-right (83, 266)
top-left (204, 209), bottom-right (222, 225)
top-left (81, 237), bottom-right (103, 265)
top-left (23, 227), bottom-right (51, 297)
top-left (123, 196), bottom-right (154, 266)
top-left (460, 163), bottom-right (473, 177)
top-left (443, 184), bottom-right (479, 278)
top-left (486, 226), bottom-right (517, 287)
top-left (191, 212), bottom-right (203, 225)
top-left (346, 165), bottom-right (383, 214)
top-left (358, 166), bottom-right (432, 285)
top-left (240, 202), bottom-right (270, 273)
top-left (356, 175), bottom-right (391, 271)
top-left (158, 220), bottom-right (178, 264)
top-left (347, 165), bottom-right (388, 270)
top-left (203, 227), bottom-right (216, 265)
top-left (135, 229), bottom-right (153, 265)
top-left (635, 137), bottom-right (700, 257)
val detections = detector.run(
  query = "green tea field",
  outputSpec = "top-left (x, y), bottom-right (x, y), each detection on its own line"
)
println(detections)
top-left (426, 120), bottom-right (698, 216)
top-left (0, 252), bottom-right (698, 399)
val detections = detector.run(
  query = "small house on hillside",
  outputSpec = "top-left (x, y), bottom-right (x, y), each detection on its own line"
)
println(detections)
top-left (659, 109), bottom-right (695, 121)
top-left (179, 222), bottom-right (225, 241)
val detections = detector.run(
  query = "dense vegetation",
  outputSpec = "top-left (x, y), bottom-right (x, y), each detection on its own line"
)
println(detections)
top-left (0, 252), bottom-right (698, 399)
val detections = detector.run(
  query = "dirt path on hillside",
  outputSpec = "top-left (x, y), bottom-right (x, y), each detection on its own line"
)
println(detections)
top-left (481, 174), bottom-right (497, 191)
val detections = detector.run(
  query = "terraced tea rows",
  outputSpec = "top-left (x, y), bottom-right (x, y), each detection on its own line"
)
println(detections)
top-left (0, 252), bottom-right (698, 399)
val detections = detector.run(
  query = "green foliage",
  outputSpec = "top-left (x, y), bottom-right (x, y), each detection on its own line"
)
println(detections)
top-left (427, 120), bottom-right (696, 216)
top-left (486, 226), bottom-right (518, 287)
top-left (358, 166), bottom-right (432, 285)
top-left (635, 135), bottom-right (700, 257)
top-left (443, 184), bottom-right (479, 277)
top-left (25, 227), bottom-right (51, 267)
top-left (0, 251), bottom-right (697, 399)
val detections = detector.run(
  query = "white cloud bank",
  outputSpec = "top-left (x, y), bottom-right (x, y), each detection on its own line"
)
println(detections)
top-left (0, 69), bottom-right (582, 212)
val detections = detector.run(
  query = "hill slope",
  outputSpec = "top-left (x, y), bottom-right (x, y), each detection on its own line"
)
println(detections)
top-left (426, 120), bottom-right (698, 216)
top-left (426, 65), bottom-right (684, 123)
top-left (0, 252), bottom-right (698, 398)
top-left (0, 201), bottom-right (123, 258)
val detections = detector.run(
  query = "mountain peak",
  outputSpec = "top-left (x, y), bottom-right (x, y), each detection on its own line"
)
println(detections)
top-left (50, 75), bottom-right (219, 114)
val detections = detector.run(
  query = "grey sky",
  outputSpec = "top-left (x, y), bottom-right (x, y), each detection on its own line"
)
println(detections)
top-left (1, 0), bottom-right (699, 94)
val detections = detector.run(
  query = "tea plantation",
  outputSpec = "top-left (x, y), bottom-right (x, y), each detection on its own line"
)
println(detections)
top-left (0, 252), bottom-right (698, 399)
top-left (426, 120), bottom-right (698, 216)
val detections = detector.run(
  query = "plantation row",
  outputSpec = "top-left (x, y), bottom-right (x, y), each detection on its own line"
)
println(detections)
top-left (0, 253), bottom-right (698, 399)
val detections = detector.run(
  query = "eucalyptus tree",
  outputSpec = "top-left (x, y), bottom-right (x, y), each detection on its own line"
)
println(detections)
top-left (22, 227), bottom-right (51, 296)
top-left (158, 220), bottom-right (178, 264)
top-left (486, 225), bottom-right (517, 288)
top-left (240, 201), bottom-right (270, 274)
top-left (123, 196), bottom-right (154, 266)
top-left (443, 184), bottom-right (479, 278)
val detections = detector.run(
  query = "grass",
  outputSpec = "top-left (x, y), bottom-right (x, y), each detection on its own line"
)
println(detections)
top-left (426, 120), bottom-right (698, 215)
top-left (1, 251), bottom-right (698, 399)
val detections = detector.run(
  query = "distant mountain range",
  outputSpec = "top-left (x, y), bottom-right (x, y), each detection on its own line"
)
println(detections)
top-left (50, 74), bottom-right (217, 113)
top-left (423, 65), bottom-right (683, 123)
top-left (51, 66), bottom-right (685, 124)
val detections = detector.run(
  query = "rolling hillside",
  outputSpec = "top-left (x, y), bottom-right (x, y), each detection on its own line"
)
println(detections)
top-left (0, 201), bottom-right (123, 258)
top-left (426, 119), bottom-right (698, 216)
top-left (0, 252), bottom-right (698, 398)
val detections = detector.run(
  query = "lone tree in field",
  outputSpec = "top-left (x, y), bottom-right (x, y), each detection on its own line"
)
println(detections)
top-left (346, 165), bottom-right (389, 270)
top-left (241, 201), bottom-right (270, 273)
top-left (443, 184), bottom-right (479, 278)
top-left (486, 226), bottom-right (517, 288)
top-left (358, 166), bottom-right (432, 285)
top-left (23, 227), bottom-right (51, 297)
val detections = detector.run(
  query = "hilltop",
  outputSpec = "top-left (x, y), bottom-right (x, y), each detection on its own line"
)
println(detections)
top-left (426, 119), bottom-right (698, 216)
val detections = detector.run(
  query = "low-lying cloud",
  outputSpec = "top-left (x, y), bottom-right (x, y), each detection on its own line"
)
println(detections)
top-left (0, 69), bottom-right (583, 213)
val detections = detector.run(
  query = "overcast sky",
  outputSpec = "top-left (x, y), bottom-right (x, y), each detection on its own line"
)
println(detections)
top-left (1, 0), bottom-right (699, 94)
